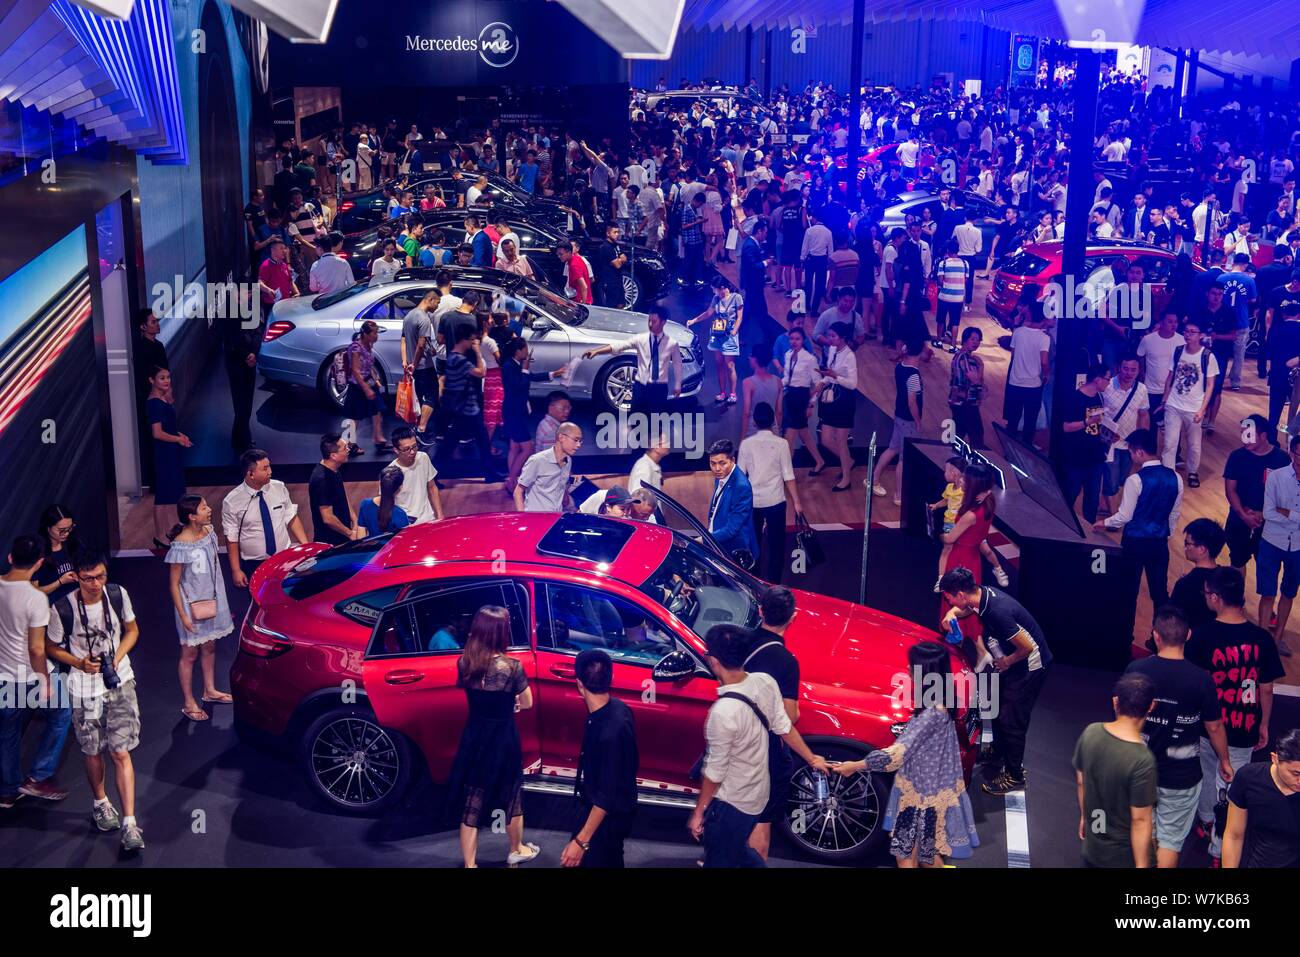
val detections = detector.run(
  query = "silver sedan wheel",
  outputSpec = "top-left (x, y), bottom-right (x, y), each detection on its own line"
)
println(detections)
top-left (602, 362), bottom-right (636, 411)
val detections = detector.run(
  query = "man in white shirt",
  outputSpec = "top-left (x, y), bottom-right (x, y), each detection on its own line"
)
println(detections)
top-left (629, 434), bottom-right (670, 492)
top-left (582, 305), bottom-right (683, 413)
top-left (1137, 312), bottom-right (1184, 430)
top-left (221, 449), bottom-right (308, 589)
top-left (953, 211), bottom-right (983, 308)
top-left (638, 185), bottom-right (664, 252)
top-left (687, 624), bottom-right (826, 867)
top-left (1099, 356), bottom-right (1151, 515)
top-left (801, 211), bottom-right (835, 314)
top-left (390, 427), bottom-right (444, 524)
top-left (1005, 310), bottom-right (1051, 446)
top-left (897, 133), bottom-right (920, 172)
top-left (45, 554), bottom-right (143, 850)
top-left (738, 403), bottom-right (803, 582)
top-left (308, 232), bottom-right (354, 295)
top-left (0, 535), bottom-right (69, 807)
top-left (1157, 318), bottom-right (1218, 488)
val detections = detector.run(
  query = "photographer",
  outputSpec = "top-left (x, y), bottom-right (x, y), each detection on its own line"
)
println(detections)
top-left (44, 554), bottom-right (144, 852)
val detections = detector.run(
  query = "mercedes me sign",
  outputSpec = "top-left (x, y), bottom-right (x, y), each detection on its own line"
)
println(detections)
top-left (405, 20), bottom-right (519, 68)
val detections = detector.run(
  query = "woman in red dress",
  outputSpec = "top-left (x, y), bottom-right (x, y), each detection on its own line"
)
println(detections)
top-left (938, 462), bottom-right (997, 644)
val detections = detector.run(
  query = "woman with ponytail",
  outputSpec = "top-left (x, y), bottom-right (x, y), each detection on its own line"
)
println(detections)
top-left (357, 465), bottom-right (411, 537)
top-left (165, 495), bottom-right (233, 721)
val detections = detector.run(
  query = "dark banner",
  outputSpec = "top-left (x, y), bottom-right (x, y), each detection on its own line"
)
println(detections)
top-left (270, 0), bottom-right (624, 88)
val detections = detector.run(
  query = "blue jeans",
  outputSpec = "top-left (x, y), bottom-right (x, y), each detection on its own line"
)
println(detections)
top-left (702, 799), bottom-right (765, 867)
top-left (0, 675), bottom-right (72, 795)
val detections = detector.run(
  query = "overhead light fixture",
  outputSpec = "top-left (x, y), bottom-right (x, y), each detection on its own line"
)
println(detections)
top-left (555, 0), bottom-right (685, 59)
top-left (222, 0), bottom-right (339, 44)
top-left (69, 0), bottom-right (134, 18)
top-left (1056, 0), bottom-right (1145, 49)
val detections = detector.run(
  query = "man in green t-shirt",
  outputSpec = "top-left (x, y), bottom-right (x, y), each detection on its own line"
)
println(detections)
top-left (1073, 672), bottom-right (1159, 867)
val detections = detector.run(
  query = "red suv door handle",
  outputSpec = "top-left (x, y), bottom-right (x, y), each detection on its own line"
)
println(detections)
top-left (550, 664), bottom-right (577, 679)
top-left (384, 670), bottom-right (426, 685)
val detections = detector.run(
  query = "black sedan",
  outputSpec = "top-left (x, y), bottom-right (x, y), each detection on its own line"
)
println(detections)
top-left (340, 210), bottom-right (669, 310)
top-left (333, 170), bottom-right (578, 235)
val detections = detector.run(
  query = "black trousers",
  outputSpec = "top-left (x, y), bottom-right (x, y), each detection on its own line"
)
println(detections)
top-left (950, 403), bottom-right (985, 448)
top-left (752, 502), bottom-right (788, 583)
top-left (1122, 535), bottom-right (1170, 639)
top-left (632, 382), bottom-right (669, 415)
top-left (576, 807), bottom-right (634, 868)
top-left (225, 352), bottom-right (258, 454)
top-left (961, 255), bottom-right (979, 303)
top-left (992, 666), bottom-right (1048, 779)
top-left (1002, 384), bottom-right (1043, 446)
top-left (803, 254), bottom-right (829, 314)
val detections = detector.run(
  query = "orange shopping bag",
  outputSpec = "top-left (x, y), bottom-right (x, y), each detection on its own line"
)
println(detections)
top-left (395, 373), bottom-right (418, 424)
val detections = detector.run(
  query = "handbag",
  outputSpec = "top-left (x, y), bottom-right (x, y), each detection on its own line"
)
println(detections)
top-left (188, 546), bottom-right (218, 622)
top-left (395, 372), bottom-right (419, 424)
top-left (794, 513), bottom-right (826, 568)
top-left (725, 227), bottom-right (740, 251)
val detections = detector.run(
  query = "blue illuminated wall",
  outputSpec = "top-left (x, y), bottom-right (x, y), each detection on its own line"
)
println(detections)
top-left (136, 0), bottom-right (252, 299)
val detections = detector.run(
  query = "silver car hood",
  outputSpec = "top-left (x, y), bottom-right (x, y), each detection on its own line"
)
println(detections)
top-left (576, 306), bottom-right (693, 348)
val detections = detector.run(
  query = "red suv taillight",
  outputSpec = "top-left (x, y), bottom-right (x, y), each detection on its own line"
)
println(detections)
top-left (263, 320), bottom-right (295, 342)
top-left (239, 601), bottom-right (294, 659)
top-left (339, 201), bottom-right (354, 212)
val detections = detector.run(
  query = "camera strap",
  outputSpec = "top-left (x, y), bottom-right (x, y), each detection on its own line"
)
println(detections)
top-left (74, 587), bottom-right (119, 658)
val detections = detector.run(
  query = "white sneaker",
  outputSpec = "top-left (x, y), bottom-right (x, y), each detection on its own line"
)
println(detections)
top-left (506, 842), bottom-right (540, 865)
top-left (993, 566), bottom-right (1010, 587)
top-left (933, 577), bottom-right (942, 593)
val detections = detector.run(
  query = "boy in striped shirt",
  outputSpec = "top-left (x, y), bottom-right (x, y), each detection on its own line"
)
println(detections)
top-left (936, 239), bottom-right (967, 349)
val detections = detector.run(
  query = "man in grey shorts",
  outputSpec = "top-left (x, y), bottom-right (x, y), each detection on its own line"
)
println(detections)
top-left (1122, 606), bottom-right (1234, 867)
top-left (45, 554), bottom-right (145, 852)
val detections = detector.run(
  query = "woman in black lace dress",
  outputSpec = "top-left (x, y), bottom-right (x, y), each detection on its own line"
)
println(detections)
top-left (446, 606), bottom-right (540, 867)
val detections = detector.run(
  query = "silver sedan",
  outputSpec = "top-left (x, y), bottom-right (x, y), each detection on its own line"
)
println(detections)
top-left (256, 268), bottom-right (704, 411)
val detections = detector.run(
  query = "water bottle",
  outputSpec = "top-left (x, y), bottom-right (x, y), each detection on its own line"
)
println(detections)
top-left (812, 771), bottom-right (829, 802)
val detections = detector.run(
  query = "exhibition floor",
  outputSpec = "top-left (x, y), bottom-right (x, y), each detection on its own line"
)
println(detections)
top-left (5, 536), bottom-right (1290, 869)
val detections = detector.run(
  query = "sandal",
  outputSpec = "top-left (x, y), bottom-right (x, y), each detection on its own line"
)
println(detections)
top-left (202, 691), bottom-right (233, 704)
top-left (181, 707), bottom-right (209, 722)
top-left (506, 842), bottom-right (540, 865)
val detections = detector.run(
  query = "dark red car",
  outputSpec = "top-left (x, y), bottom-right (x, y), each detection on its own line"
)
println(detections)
top-left (986, 238), bottom-right (1194, 328)
top-left (231, 493), bottom-right (978, 863)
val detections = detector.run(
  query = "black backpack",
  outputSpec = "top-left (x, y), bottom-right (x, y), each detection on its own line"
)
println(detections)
top-left (52, 584), bottom-right (125, 675)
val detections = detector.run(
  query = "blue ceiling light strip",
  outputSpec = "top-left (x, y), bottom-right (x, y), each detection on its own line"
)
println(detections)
top-left (48, 0), bottom-right (187, 163)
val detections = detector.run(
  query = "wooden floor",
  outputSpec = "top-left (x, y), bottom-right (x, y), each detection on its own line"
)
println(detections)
top-left (118, 269), bottom-right (1300, 685)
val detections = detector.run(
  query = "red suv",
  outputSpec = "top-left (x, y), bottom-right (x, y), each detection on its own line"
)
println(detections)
top-left (985, 239), bottom-right (1193, 328)
top-left (231, 494), bottom-right (978, 863)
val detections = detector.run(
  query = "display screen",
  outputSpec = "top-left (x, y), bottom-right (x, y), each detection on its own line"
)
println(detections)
top-left (0, 226), bottom-right (106, 550)
top-left (993, 423), bottom-right (1083, 538)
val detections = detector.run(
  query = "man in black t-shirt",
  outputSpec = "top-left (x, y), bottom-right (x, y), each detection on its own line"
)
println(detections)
top-left (1059, 363), bottom-right (1112, 525)
top-left (744, 586), bottom-right (802, 861)
top-left (1169, 518), bottom-right (1226, 632)
top-left (562, 649), bottom-right (639, 869)
top-left (594, 223), bottom-right (628, 309)
top-left (940, 567), bottom-right (1052, 795)
top-left (1222, 730), bottom-right (1300, 869)
top-left (1223, 414), bottom-right (1289, 572)
top-left (308, 434), bottom-right (358, 546)
top-left (1125, 606), bottom-right (1234, 868)
top-left (1188, 567), bottom-right (1286, 861)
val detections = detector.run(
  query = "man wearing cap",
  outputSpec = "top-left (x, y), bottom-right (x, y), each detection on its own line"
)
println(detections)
top-left (579, 484), bottom-right (632, 516)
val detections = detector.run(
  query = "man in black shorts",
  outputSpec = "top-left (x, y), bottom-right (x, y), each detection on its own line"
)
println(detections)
top-left (745, 586), bottom-right (802, 861)
top-left (1224, 414), bottom-right (1289, 573)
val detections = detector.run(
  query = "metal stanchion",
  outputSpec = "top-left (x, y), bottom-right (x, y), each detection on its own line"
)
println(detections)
top-left (859, 431), bottom-right (878, 605)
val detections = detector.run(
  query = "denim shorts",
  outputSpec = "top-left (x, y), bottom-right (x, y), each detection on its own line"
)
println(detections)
top-left (1155, 783), bottom-right (1202, 851)
top-left (1256, 539), bottom-right (1300, 598)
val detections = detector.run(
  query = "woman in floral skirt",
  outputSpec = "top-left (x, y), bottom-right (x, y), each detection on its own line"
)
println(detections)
top-left (833, 640), bottom-right (979, 866)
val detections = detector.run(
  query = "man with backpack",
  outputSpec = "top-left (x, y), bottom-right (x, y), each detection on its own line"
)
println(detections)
top-left (688, 624), bottom-right (828, 867)
top-left (1156, 318), bottom-right (1219, 490)
top-left (44, 554), bottom-right (145, 852)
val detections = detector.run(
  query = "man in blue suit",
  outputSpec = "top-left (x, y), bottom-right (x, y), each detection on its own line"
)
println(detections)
top-left (706, 439), bottom-right (758, 563)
